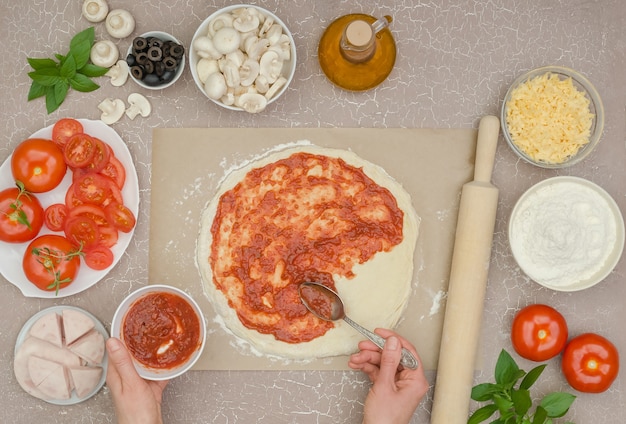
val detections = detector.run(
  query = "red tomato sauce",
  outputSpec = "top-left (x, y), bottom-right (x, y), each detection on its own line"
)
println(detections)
top-left (122, 292), bottom-right (201, 369)
top-left (300, 285), bottom-right (334, 321)
top-left (210, 152), bottom-right (404, 343)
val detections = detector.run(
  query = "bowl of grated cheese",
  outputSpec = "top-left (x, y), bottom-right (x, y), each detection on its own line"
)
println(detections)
top-left (501, 66), bottom-right (604, 168)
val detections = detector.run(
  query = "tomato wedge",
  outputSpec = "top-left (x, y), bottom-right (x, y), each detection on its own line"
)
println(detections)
top-left (105, 202), bottom-right (136, 233)
top-left (64, 133), bottom-right (97, 168)
top-left (84, 245), bottom-right (114, 270)
top-left (52, 118), bottom-right (83, 150)
top-left (64, 215), bottom-right (100, 250)
top-left (44, 203), bottom-right (68, 232)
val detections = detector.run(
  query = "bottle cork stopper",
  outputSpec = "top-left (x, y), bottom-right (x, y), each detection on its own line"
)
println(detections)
top-left (345, 20), bottom-right (373, 47)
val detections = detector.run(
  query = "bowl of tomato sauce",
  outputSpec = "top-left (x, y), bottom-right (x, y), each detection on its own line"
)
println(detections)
top-left (111, 285), bottom-right (206, 380)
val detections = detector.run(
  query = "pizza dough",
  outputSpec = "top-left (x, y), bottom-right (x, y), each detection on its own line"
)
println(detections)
top-left (197, 145), bottom-right (419, 359)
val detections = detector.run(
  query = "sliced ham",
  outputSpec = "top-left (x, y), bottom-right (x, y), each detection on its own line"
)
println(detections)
top-left (68, 330), bottom-right (105, 365)
top-left (29, 312), bottom-right (63, 348)
top-left (62, 309), bottom-right (95, 345)
top-left (69, 366), bottom-right (103, 398)
top-left (37, 363), bottom-right (71, 400)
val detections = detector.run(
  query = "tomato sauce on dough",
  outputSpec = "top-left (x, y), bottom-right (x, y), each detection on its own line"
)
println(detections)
top-left (209, 152), bottom-right (404, 343)
top-left (122, 292), bottom-right (201, 369)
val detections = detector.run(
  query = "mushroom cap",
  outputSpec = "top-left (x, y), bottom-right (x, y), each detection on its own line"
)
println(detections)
top-left (106, 9), bottom-right (136, 39)
top-left (126, 93), bottom-right (152, 119)
top-left (236, 92), bottom-right (267, 113)
top-left (204, 72), bottom-right (228, 100)
top-left (212, 27), bottom-right (241, 55)
top-left (90, 40), bottom-right (119, 68)
top-left (82, 0), bottom-right (109, 23)
top-left (105, 59), bottom-right (130, 86)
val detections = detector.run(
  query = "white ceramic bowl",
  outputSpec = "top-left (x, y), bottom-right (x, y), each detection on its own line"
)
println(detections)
top-left (501, 66), bottom-right (604, 168)
top-left (111, 285), bottom-right (206, 380)
top-left (508, 176), bottom-right (624, 291)
top-left (127, 31), bottom-right (185, 90)
top-left (190, 4), bottom-right (297, 112)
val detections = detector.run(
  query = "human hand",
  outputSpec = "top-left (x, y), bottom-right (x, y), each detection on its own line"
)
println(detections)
top-left (106, 337), bottom-right (169, 424)
top-left (348, 328), bottom-right (429, 424)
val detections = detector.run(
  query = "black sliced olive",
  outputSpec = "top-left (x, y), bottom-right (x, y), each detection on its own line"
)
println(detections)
top-left (135, 52), bottom-right (149, 65)
top-left (148, 38), bottom-right (163, 48)
top-left (163, 56), bottom-right (178, 71)
top-left (147, 46), bottom-right (163, 62)
top-left (132, 37), bottom-right (148, 54)
top-left (170, 44), bottom-right (184, 59)
top-left (142, 73), bottom-right (161, 86)
top-left (143, 61), bottom-right (155, 74)
top-left (162, 43), bottom-right (171, 58)
top-left (130, 65), bottom-right (144, 80)
top-left (126, 53), bottom-right (136, 67)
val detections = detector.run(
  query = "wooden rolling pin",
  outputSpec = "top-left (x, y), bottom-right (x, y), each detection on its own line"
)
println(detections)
top-left (430, 115), bottom-right (500, 424)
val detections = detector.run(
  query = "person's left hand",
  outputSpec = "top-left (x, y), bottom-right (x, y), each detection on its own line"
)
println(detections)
top-left (106, 337), bottom-right (169, 424)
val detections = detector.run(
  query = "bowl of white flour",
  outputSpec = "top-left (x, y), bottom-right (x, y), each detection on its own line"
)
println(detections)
top-left (508, 176), bottom-right (624, 291)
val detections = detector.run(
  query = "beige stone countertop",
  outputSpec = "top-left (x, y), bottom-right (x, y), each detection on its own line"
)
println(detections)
top-left (1, 1), bottom-right (624, 422)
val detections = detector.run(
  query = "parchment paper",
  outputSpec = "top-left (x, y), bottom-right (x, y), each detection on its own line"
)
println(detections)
top-left (148, 128), bottom-right (477, 371)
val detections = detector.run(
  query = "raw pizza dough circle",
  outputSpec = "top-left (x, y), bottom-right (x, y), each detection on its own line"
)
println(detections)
top-left (197, 145), bottom-right (419, 359)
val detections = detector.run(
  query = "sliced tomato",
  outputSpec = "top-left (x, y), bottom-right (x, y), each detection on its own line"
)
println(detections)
top-left (64, 215), bottom-right (100, 249)
top-left (84, 137), bottom-right (111, 173)
top-left (52, 118), bottom-right (83, 150)
top-left (65, 183), bottom-right (84, 208)
top-left (98, 224), bottom-right (119, 248)
top-left (100, 154), bottom-right (126, 189)
top-left (44, 203), bottom-right (68, 232)
top-left (68, 203), bottom-right (109, 226)
top-left (84, 245), bottom-right (114, 270)
top-left (64, 133), bottom-right (97, 168)
top-left (105, 202), bottom-right (136, 233)
top-left (73, 173), bottom-right (115, 205)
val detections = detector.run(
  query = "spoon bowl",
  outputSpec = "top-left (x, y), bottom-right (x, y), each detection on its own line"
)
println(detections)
top-left (299, 282), bottom-right (418, 369)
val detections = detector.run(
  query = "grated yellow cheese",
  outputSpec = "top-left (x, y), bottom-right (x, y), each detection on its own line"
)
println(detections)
top-left (505, 72), bottom-right (594, 164)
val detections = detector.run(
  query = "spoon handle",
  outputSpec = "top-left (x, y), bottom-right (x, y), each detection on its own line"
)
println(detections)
top-left (343, 316), bottom-right (419, 370)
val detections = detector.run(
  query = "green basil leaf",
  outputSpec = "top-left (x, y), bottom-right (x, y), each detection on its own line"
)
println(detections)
top-left (520, 364), bottom-right (546, 390)
top-left (45, 86), bottom-right (62, 114)
top-left (54, 80), bottom-right (69, 105)
top-left (468, 404), bottom-right (498, 424)
top-left (511, 388), bottom-right (532, 416)
top-left (70, 40), bottom-right (91, 69)
top-left (69, 73), bottom-right (99, 92)
top-left (27, 81), bottom-right (47, 101)
top-left (27, 57), bottom-right (58, 70)
top-left (532, 405), bottom-right (548, 424)
top-left (540, 392), bottom-right (576, 418)
top-left (70, 27), bottom-right (95, 53)
top-left (28, 68), bottom-right (62, 87)
top-left (471, 382), bottom-right (501, 401)
top-left (60, 54), bottom-right (77, 79)
top-left (493, 394), bottom-right (514, 415)
top-left (79, 63), bottom-right (109, 77)
top-left (495, 349), bottom-right (522, 386)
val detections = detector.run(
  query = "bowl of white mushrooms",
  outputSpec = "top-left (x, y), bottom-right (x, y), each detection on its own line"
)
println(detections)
top-left (190, 5), bottom-right (296, 113)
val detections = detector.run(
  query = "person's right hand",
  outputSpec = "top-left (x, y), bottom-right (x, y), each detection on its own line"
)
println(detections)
top-left (106, 337), bottom-right (169, 424)
top-left (348, 328), bottom-right (429, 424)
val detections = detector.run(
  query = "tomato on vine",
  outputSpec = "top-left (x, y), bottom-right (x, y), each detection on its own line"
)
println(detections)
top-left (511, 304), bottom-right (568, 361)
top-left (22, 234), bottom-right (82, 294)
top-left (562, 333), bottom-right (619, 393)
top-left (0, 182), bottom-right (44, 243)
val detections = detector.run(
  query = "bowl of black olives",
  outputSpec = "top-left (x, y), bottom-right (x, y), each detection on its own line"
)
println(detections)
top-left (126, 31), bottom-right (185, 89)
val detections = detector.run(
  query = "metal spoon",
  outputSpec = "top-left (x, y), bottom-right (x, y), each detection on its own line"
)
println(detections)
top-left (299, 281), bottom-right (419, 369)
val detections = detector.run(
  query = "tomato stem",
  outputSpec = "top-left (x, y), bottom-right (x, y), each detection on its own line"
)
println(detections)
top-left (33, 244), bottom-right (83, 295)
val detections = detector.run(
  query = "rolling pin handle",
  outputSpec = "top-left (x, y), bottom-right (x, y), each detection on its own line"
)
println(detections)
top-left (474, 115), bottom-right (500, 184)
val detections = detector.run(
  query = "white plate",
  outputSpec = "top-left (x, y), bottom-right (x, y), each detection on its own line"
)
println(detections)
top-left (14, 305), bottom-right (109, 405)
top-left (0, 119), bottom-right (139, 297)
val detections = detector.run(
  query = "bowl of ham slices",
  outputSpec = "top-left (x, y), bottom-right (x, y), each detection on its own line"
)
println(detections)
top-left (13, 306), bottom-right (108, 404)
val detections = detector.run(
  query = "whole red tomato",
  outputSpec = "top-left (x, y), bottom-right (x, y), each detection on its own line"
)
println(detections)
top-left (11, 138), bottom-right (67, 193)
top-left (0, 184), bottom-right (44, 243)
top-left (511, 304), bottom-right (568, 361)
top-left (562, 333), bottom-right (619, 393)
top-left (23, 234), bottom-right (81, 294)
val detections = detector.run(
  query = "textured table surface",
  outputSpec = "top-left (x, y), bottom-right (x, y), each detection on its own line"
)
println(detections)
top-left (1, 1), bottom-right (624, 422)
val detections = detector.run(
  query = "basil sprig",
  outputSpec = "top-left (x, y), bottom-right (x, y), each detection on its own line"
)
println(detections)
top-left (26, 27), bottom-right (108, 114)
top-left (469, 349), bottom-right (576, 424)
